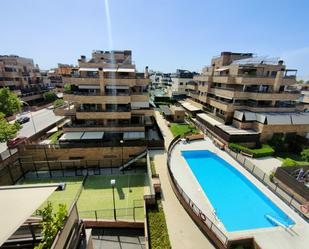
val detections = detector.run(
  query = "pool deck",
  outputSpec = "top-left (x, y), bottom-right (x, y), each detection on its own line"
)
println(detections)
top-left (170, 138), bottom-right (309, 249)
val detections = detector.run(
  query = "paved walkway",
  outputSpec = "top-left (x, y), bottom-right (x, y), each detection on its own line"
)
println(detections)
top-left (150, 111), bottom-right (215, 249)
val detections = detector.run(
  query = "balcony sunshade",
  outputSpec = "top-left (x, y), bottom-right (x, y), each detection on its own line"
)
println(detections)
top-left (291, 113), bottom-right (309, 125)
top-left (79, 68), bottom-right (99, 72)
top-left (105, 85), bottom-right (129, 90)
top-left (131, 102), bottom-right (149, 109)
top-left (181, 102), bottom-right (201, 112)
top-left (81, 132), bottom-right (104, 140)
top-left (233, 110), bottom-right (244, 121)
top-left (103, 68), bottom-right (135, 73)
top-left (265, 114), bottom-right (292, 125)
top-left (123, 132), bottom-right (145, 140)
top-left (78, 85), bottom-right (100, 89)
top-left (197, 113), bottom-right (222, 126)
top-left (0, 185), bottom-right (57, 247)
top-left (159, 105), bottom-right (172, 116)
top-left (217, 124), bottom-right (259, 135)
top-left (215, 67), bottom-right (229, 72)
top-left (59, 132), bottom-right (84, 141)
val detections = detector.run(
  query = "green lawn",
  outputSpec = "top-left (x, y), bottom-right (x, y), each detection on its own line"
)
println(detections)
top-left (169, 123), bottom-right (199, 137)
top-left (18, 177), bottom-right (83, 213)
top-left (77, 174), bottom-right (149, 220)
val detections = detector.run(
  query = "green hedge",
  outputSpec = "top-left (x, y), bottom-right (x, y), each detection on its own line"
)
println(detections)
top-left (282, 158), bottom-right (298, 167)
top-left (147, 200), bottom-right (171, 249)
top-left (229, 143), bottom-right (274, 158)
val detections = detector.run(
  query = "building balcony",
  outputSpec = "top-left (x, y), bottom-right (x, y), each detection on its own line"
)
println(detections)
top-left (64, 93), bottom-right (131, 104)
top-left (131, 93), bottom-right (149, 102)
top-left (62, 76), bottom-right (100, 85)
top-left (208, 87), bottom-right (301, 101)
top-left (206, 97), bottom-right (233, 112)
top-left (212, 76), bottom-right (235, 84)
top-left (63, 122), bottom-right (145, 132)
top-left (76, 108), bottom-right (131, 120)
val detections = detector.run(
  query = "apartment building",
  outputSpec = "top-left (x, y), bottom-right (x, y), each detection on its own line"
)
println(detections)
top-left (169, 69), bottom-right (198, 99)
top-left (48, 64), bottom-right (75, 89)
top-left (186, 52), bottom-right (309, 143)
top-left (51, 50), bottom-right (163, 162)
top-left (0, 55), bottom-right (49, 104)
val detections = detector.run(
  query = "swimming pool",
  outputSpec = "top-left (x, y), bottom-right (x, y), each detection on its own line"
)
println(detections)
top-left (182, 150), bottom-right (294, 232)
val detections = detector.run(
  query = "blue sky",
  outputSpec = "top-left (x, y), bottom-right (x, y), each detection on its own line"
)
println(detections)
top-left (1, 0), bottom-right (309, 79)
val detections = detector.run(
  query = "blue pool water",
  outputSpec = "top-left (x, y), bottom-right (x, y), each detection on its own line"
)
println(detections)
top-left (182, 150), bottom-right (294, 231)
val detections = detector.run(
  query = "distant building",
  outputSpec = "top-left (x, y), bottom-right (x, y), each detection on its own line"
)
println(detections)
top-left (0, 55), bottom-right (50, 105)
top-left (169, 69), bottom-right (198, 99)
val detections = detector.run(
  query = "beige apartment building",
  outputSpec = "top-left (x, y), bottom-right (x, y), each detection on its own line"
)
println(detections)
top-left (50, 50), bottom-right (163, 162)
top-left (0, 55), bottom-right (49, 104)
top-left (185, 52), bottom-right (309, 143)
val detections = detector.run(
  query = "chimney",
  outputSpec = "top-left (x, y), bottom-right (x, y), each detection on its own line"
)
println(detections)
top-left (145, 66), bottom-right (149, 78)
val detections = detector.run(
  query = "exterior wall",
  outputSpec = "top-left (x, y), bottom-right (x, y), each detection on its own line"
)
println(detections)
top-left (19, 146), bottom-right (146, 162)
top-left (256, 123), bottom-right (309, 142)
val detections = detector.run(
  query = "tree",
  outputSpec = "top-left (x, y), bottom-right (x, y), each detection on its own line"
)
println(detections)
top-left (64, 83), bottom-right (71, 93)
top-left (0, 87), bottom-right (21, 116)
top-left (301, 148), bottom-right (309, 162)
top-left (53, 99), bottom-right (64, 108)
top-left (0, 113), bottom-right (21, 154)
top-left (43, 91), bottom-right (58, 102)
top-left (35, 202), bottom-right (67, 249)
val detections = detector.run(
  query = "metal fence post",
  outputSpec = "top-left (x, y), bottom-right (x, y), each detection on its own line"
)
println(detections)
top-left (133, 207), bottom-right (135, 221)
top-left (95, 210), bottom-right (98, 221)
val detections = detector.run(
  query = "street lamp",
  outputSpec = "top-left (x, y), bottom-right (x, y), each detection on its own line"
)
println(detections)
top-left (20, 101), bottom-right (37, 133)
top-left (120, 139), bottom-right (124, 174)
top-left (110, 179), bottom-right (116, 220)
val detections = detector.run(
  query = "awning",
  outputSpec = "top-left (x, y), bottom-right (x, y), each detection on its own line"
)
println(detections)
top-left (81, 132), bottom-right (104, 140)
top-left (131, 102), bottom-right (149, 109)
top-left (103, 67), bottom-right (135, 73)
top-left (197, 113), bottom-right (222, 126)
top-left (117, 68), bottom-right (135, 73)
top-left (217, 124), bottom-right (259, 135)
top-left (79, 68), bottom-right (99, 72)
top-left (160, 105), bottom-right (172, 116)
top-left (266, 115), bottom-right (292, 125)
top-left (181, 102), bottom-right (201, 112)
top-left (244, 111), bottom-right (257, 121)
top-left (103, 68), bottom-right (117, 72)
top-left (46, 127), bottom-right (58, 134)
top-left (291, 113), bottom-right (309, 125)
top-left (215, 67), bottom-right (229, 72)
top-left (123, 132), bottom-right (145, 140)
top-left (59, 132), bottom-right (84, 141)
top-left (255, 113), bottom-right (266, 124)
top-left (0, 185), bottom-right (57, 246)
top-left (234, 110), bottom-right (244, 121)
top-left (78, 85), bottom-right (100, 89)
top-left (105, 85), bottom-right (129, 90)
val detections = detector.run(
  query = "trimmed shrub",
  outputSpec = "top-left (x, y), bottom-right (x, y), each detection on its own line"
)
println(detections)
top-left (229, 143), bottom-right (274, 158)
top-left (53, 99), bottom-right (64, 108)
top-left (301, 148), bottom-right (309, 162)
top-left (282, 158), bottom-right (297, 167)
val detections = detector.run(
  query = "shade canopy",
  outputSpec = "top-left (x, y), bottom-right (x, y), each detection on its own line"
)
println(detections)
top-left (0, 185), bottom-right (57, 246)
